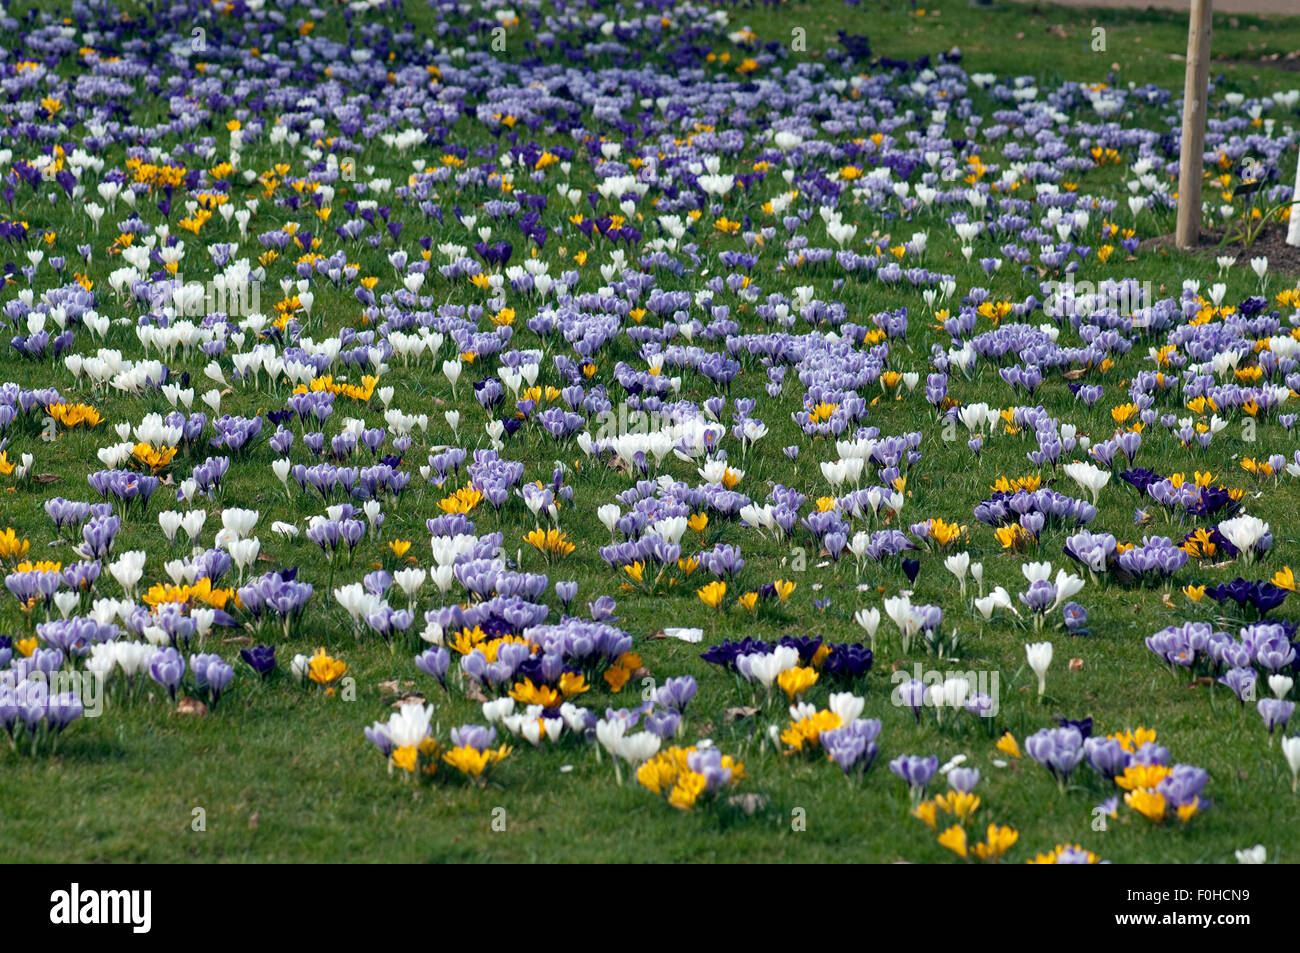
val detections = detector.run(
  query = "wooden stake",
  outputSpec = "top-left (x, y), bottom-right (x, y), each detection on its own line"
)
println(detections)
top-left (1288, 156), bottom-right (1300, 247)
top-left (1175, 0), bottom-right (1213, 250)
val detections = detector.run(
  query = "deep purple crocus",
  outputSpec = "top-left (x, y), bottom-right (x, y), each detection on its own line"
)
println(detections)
top-left (240, 644), bottom-right (276, 678)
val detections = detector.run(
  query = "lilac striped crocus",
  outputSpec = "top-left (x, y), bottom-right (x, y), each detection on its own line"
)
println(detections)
top-left (148, 647), bottom-right (186, 701)
top-left (191, 653), bottom-right (235, 706)
top-left (823, 719), bottom-right (882, 776)
top-left (1024, 726), bottom-right (1086, 784)
top-left (415, 647), bottom-right (451, 688)
top-left (889, 753), bottom-right (938, 797)
top-left (1259, 698), bottom-right (1295, 739)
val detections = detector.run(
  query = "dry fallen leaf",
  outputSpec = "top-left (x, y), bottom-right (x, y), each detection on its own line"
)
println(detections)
top-left (391, 693), bottom-right (426, 709)
top-left (248, 812), bottom-right (260, 830)
top-left (724, 706), bottom-right (760, 722)
top-left (176, 697), bottom-right (208, 716)
top-left (1068, 658), bottom-right (1084, 671)
top-left (33, 473), bottom-right (59, 483)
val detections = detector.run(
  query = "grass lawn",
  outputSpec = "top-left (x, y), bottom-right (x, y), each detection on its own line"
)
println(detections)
top-left (1, 0), bottom-right (1299, 863)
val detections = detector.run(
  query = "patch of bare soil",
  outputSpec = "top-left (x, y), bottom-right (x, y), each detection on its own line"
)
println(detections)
top-left (1214, 50), bottom-right (1300, 72)
top-left (1138, 222), bottom-right (1300, 276)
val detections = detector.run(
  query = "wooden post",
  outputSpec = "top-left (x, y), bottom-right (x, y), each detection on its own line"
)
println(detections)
top-left (1176, 0), bottom-right (1213, 250)
top-left (1288, 157), bottom-right (1300, 247)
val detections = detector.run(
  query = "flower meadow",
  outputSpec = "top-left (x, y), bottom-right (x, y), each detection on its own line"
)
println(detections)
top-left (1, 0), bottom-right (1300, 865)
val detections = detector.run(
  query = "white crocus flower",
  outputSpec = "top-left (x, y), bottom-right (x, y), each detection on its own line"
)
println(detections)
top-left (944, 551), bottom-right (970, 596)
top-left (1026, 641), bottom-right (1054, 697)
top-left (1051, 569), bottom-right (1085, 611)
top-left (386, 702), bottom-right (435, 749)
top-left (158, 511), bottom-right (183, 545)
top-left (738, 645), bottom-right (799, 690)
top-left (272, 458), bottom-right (292, 494)
top-left (1022, 561), bottom-right (1053, 584)
top-left (828, 692), bottom-right (865, 725)
top-left (1235, 844), bottom-right (1267, 864)
top-left (393, 567), bottom-right (427, 600)
top-left (974, 586), bottom-right (1015, 620)
top-left (1218, 514), bottom-right (1269, 562)
top-left (854, 607), bottom-right (880, 643)
top-left (1062, 460), bottom-right (1110, 504)
top-left (221, 507), bottom-right (259, 541)
top-left (108, 551), bottom-right (146, 597)
top-left (597, 504), bottom-right (621, 538)
top-left (1282, 735), bottom-right (1300, 793)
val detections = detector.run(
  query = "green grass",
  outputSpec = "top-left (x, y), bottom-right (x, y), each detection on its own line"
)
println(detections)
top-left (0, 0), bottom-right (1299, 863)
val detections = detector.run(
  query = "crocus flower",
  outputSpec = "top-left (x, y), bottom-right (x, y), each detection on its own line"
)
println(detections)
top-left (240, 644), bottom-right (276, 678)
top-left (1025, 726), bottom-right (1086, 784)
top-left (1026, 641), bottom-right (1053, 697)
top-left (889, 753), bottom-right (938, 799)
top-left (1259, 698), bottom-right (1295, 739)
top-left (148, 647), bottom-right (185, 701)
top-left (1282, 736), bottom-right (1300, 793)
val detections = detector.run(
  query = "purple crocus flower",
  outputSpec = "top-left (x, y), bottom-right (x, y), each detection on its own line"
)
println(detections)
top-left (450, 723), bottom-right (497, 752)
top-left (1024, 726), bottom-right (1086, 782)
top-left (947, 766), bottom-right (980, 792)
top-left (148, 647), bottom-right (185, 701)
top-left (415, 647), bottom-right (451, 688)
top-left (1258, 698), bottom-right (1295, 736)
top-left (889, 753), bottom-right (938, 793)
top-left (45, 691), bottom-right (84, 732)
top-left (1084, 736), bottom-right (1129, 780)
top-left (896, 678), bottom-right (926, 720)
top-left (191, 653), bottom-right (234, 705)
top-left (823, 719), bottom-right (882, 775)
top-left (1218, 667), bottom-right (1257, 704)
top-left (644, 708), bottom-right (681, 740)
top-left (652, 675), bottom-right (697, 713)
top-left (240, 644), bottom-right (276, 678)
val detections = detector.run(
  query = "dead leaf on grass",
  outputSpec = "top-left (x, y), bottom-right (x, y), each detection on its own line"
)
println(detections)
top-left (176, 697), bottom-right (208, 716)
